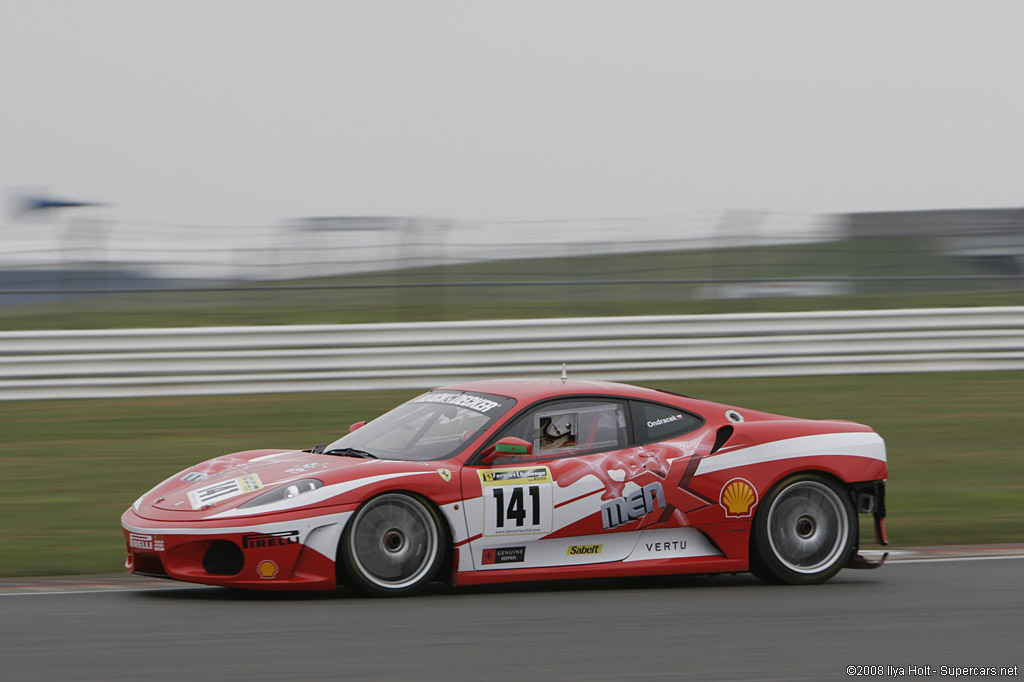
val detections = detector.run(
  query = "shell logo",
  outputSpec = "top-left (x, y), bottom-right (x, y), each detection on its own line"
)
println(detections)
top-left (720, 478), bottom-right (758, 518)
top-left (256, 559), bottom-right (279, 579)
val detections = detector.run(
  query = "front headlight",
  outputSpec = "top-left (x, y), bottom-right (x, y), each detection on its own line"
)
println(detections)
top-left (238, 478), bottom-right (323, 509)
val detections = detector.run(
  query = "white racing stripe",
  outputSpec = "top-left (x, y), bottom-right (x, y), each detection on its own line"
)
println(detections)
top-left (206, 471), bottom-right (433, 518)
top-left (248, 450), bottom-right (300, 463)
top-left (122, 512), bottom-right (351, 538)
top-left (695, 432), bottom-right (886, 477)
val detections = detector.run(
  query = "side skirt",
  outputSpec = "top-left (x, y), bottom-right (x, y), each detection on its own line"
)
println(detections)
top-left (452, 556), bottom-right (748, 587)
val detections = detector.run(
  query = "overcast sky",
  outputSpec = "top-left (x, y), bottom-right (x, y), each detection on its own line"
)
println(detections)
top-left (2, 1), bottom-right (1023, 228)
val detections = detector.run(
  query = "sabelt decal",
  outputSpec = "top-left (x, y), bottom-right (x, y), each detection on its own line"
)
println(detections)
top-left (241, 530), bottom-right (300, 549)
top-left (720, 478), bottom-right (758, 518)
top-left (180, 471), bottom-right (209, 483)
top-left (601, 482), bottom-right (665, 529)
top-left (256, 560), bottom-right (279, 579)
top-left (437, 468), bottom-right (452, 482)
top-left (128, 533), bottom-right (165, 552)
top-left (187, 474), bottom-right (263, 509)
top-left (479, 467), bottom-right (553, 536)
top-left (567, 544), bottom-right (603, 556)
top-left (482, 547), bottom-right (526, 565)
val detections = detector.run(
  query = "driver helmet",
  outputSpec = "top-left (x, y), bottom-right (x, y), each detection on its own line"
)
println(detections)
top-left (545, 415), bottom-right (574, 438)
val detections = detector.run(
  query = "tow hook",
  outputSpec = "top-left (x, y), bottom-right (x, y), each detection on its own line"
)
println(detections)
top-left (846, 552), bottom-right (889, 569)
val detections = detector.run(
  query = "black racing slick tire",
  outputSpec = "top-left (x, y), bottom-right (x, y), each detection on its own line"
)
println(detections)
top-left (338, 493), bottom-right (446, 597)
top-left (750, 473), bottom-right (857, 585)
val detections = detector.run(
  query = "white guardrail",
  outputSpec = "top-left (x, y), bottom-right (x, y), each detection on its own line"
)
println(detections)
top-left (0, 307), bottom-right (1022, 400)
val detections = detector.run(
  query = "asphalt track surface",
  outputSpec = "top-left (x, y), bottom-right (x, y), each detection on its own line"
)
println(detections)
top-left (2, 558), bottom-right (1022, 682)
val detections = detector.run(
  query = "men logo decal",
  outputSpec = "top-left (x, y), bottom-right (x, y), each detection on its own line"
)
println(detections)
top-left (720, 478), bottom-right (758, 517)
top-left (601, 482), bottom-right (664, 529)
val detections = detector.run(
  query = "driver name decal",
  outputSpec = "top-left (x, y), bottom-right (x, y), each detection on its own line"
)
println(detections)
top-left (412, 392), bottom-right (501, 413)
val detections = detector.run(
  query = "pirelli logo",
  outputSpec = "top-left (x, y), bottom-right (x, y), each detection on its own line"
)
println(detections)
top-left (129, 533), bottom-right (165, 552)
top-left (241, 530), bottom-right (300, 549)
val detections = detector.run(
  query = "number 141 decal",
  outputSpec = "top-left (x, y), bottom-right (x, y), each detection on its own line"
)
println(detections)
top-left (479, 466), bottom-right (553, 536)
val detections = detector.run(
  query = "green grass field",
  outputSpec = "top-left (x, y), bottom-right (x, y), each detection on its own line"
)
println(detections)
top-left (1, 371), bottom-right (1021, 577)
top-left (3, 239), bottom-right (1020, 330)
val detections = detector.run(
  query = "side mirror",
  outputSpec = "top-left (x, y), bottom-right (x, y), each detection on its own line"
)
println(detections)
top-left (349, 421), bottom-right (366, 432)
top-left (481, 436), bottom-right (533, 464)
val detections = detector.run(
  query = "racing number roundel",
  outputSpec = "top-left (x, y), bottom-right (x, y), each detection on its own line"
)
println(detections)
top-left (479, 467), bottom-right (553, 536)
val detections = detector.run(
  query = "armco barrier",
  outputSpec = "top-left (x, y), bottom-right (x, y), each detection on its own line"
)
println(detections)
top-left (0, 307), bottom-right (1022, 400)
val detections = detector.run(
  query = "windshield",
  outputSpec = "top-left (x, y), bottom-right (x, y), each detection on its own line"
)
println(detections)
top-left (323, 390), bottom-right (516, 461)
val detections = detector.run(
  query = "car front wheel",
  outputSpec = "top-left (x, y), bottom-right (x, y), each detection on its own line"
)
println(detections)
top-left (339, 493), bottom-right (445, 597)
top-left (750, 473), bottom-right (856, 585)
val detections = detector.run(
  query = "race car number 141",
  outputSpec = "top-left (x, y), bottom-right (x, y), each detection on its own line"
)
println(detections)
top-left (479, 467), bottom-right (553, 536)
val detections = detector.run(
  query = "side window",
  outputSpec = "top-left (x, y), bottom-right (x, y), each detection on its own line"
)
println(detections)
top-left (633, 401), bottom-right (704, 444)
top-left (496, 399), bottom-right (629, 460)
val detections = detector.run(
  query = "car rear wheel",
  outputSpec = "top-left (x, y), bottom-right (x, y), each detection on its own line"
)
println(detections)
top-left (750, 473), bottom-right (856, 585)
top-left (339, 493), bottom-right (445, 597)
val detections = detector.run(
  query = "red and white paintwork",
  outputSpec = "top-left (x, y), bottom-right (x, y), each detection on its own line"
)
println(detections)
top-left (121, 379), bottom-right (887, 590)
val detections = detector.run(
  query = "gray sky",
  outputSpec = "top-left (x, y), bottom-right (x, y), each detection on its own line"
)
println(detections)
top-left (2, 0), bottom-right (1023, 227)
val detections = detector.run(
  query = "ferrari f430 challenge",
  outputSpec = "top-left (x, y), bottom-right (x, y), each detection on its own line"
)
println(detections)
top-left (122, 379), bottom-right (888, 596)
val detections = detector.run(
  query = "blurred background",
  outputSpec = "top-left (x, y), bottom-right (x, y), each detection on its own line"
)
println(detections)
top-left (0, 206), bottom-right (1021, 328)
top-left (1, 0), bottom-right (1022, 580)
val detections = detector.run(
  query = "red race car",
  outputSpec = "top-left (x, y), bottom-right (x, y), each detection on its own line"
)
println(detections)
top-left (121, 379), bottom-right (888, 596)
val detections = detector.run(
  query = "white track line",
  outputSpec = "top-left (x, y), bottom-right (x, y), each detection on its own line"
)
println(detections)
top-left (3, 554), bottom-right (1024, 596)
top-left (0, 585), bottom-right (217, 597)
top-left (885, 554), bottom-right (1024, 564)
